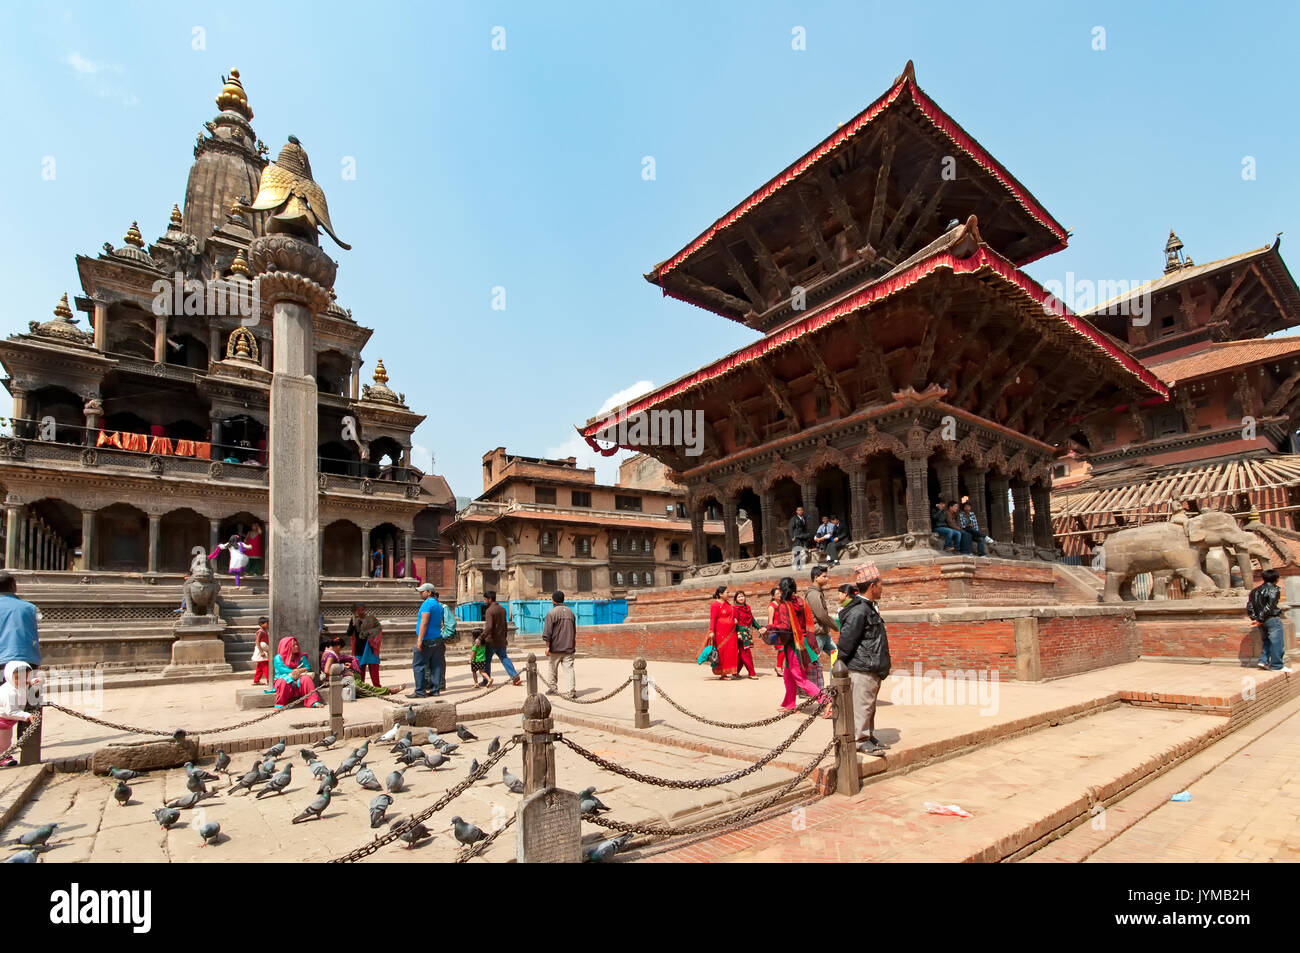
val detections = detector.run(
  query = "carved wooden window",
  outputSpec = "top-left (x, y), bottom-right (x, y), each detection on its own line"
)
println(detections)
top-left (576, 568), bottom-right (592, 592)
top-left (540, 569), bottom-right (557, 593)
top-left (610, 537), bottom-right (620, 553)
top-left (535, 486), bottom-right (556, 505)
top-left (571, 490), bottom-right (591, 507)
top-left (575, 536), bottom-right (592, 557)
top-left (669, 541), bottom-right (682, 560)
top-left (614, 571), bottom-right (625, 586)
top-left (539, 529), bottom-right (557, 556)
top-left (615, 494), bottom-right (642, 512)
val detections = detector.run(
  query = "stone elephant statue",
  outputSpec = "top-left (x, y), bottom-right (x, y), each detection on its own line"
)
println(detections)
top-left (1099, 522), bottom-right (1218, 602)
top-left (1186, 510), bottom-right (1272, 583)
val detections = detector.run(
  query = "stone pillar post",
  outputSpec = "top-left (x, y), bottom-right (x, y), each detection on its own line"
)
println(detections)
top-left (521, 690), bottom-right (556, 795)
top-left (360, 527), bottom-right (371, 580)
top-left (209, 519), bottom-right (220, 553)
top-left (688, 506), bottom-right (705, 568)
top-left (154, 314), bottom-right (168, 364)
top-left (93, 298), bottom-right (108, 352)
top-left (82, 396), bottom-right (101, 446)
top-left (987, 474), bottom-right (1011, 542)
top-left (259, 338), bottom-right (271, 370)
top-left (350, 359), bottom-right (361, 400)
top-left (17, 511), bottom-right (28, 572)
top-left (831, 659), bottom-right (860, 796)
top-left (903, 453), bottom-right (932, 536)
top-left (1030, 483), bottom-right (1054, 550)
top-left (209, 411), bottom-right (223, 459)
top-left (209, 326), bottom-right (221, 363)
top-left (147, 514), bottom-right (161, 573)
top-left (963, 466), bottom-right (989, 538)
top-left (936, 456), bottom-right (959, 506)
top-left (403, 531), bottom-right (413, 578)
top-left (10, 387), bottom-right (29, 438)
top-left (250, 233), bottom-right (333, 675)
top-left (81, 508), bottom-right (96, 571)
top-left (1011, 482), bottom-right (1034, 546)
top-left (758, 489), bottom-right (774, 556)
top-left (721, 499), bottom-right (739, 562)
top-left (632, 657), bottom-right (650, 729)
top-left (800, 480), bottom-right (819, 531)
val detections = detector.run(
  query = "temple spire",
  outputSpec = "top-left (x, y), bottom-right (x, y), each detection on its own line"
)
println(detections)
top-left (1164, 229), bottom-right (1186, 274)
top-left (215, 67), bottom-right (252, 120)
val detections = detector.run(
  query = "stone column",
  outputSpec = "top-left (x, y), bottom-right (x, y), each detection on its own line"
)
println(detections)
top-left (1030, 483), bottom-right (1054, 550)
top-left (1011, 482), bottom-right (1034, 546)
top-left (689, 506), bottom-right (705, 568)
top-left (209, 519), bottom-right (220, 553)
top-left (17, 511), bottom-right (28, 572)
top-left (7, 501), bottom-right (23, 570)
top-left (154, 314), bottom-right (168, 364)
top-left (936, 456), bottom-right (959, 506)
top-left (147, 514), bottom-right (161, 573)
top-left (987, 475), bottom-right (1011, 542)
top-left (259, 337), bottom-right (271, 370)
top-left (250, 234), bottom-right (334, 674)
top-left (757, 489), bottom-right (774, 557)
top-left (903, 453), bottom-right (932, 536)
top-left (963, 466), bottom-right (988, 537)
top-left (93, 298), bottom-right (108, 352)
top-left (360, 527), bottom-right (371, 580)
top-left (721, 499), bottom-right (739, 561)
top-left (209, 325), bottom-right (221, 363)
top-left (81, 508), bottom-right (96, 571)
top-left (10, 387), bottom-right (29, 438)
top-left (350, 359), bottom-right (361, 400)
top-left (83, 396), bottom-right (101, 446)
top-left (403, 530), bottom-right (413, 578)
top-left (209, 411), bottom-right (223, 458)
top-left (800, 479), bottom-right (820, 532)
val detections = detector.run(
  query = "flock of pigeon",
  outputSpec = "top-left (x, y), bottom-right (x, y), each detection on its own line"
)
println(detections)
top-left (7, 720), bottom-right (632, 863)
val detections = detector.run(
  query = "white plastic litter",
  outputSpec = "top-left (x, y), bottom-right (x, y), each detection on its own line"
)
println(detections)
top-left (924, 802), bottom-right (972, 817)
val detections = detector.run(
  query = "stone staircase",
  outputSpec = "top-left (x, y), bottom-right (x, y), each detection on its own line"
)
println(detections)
top-left (215, 588), bottom-right (270, 671)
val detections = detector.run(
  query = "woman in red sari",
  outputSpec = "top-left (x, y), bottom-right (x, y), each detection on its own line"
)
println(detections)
top-left (704, 586), bottom-right (739, 679)
top-left (733, 590), bottom-right (759, 678)
top-left (272, 636), bottom-right (323, 709)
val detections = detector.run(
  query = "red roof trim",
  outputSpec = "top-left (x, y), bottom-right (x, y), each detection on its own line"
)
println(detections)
top-left (653, 67), bottom-right (1068, 283)
top-left (584, 248), bottom-right (1166, 443)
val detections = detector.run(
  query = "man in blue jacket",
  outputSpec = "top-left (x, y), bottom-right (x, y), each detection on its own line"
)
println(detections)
top-left (0, 572), bottom-right (40, 670)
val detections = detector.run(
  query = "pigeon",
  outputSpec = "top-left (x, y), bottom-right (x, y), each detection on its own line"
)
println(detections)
top-left (379, 725), bottom-right (399, 742)
top-left (467, 759), bottom-right (480, 777)
top-left (309, 761), bottom-right (332, 779)
top-left (337, 754), bottom-right (361, 777)
top-left (390, 731), bottom-right (413, 753)
top-left (578, 787), bottom-right (610, 814)
top-left (107, 766), bottom-right (146, 782)
top-left (404, 706), bottom-right (417, 726)
top-left (395, 747), bottom-right (424, 767)
top-left (113, 781), bottom-right (132, 807)
top-left (214, 750), bottom-right (231, 774)
top-left (291, 789), bottom-right (331, 824)
top-left (256, 764), bottom-right (292, 798)
top-left (15, 824), bottom-right (56, 849)
top-left (368, 794), bottom-right (393, 829)
top-left (166, 790), bottom-right (213, 810)
top-left (583, 833), bottom-right (632, 863)
top-left (260, 757), bottom-right (278, 777)
top-left (398, 820), bottom-right (431, 849)
top-left (299, 748), bottom-right (319, 764)
top-left (313, 733), bottom-right (337, 750)
top-left (264, 739), bottom-right (287, 759)
top-left (4, 850), bottom-right (37, 863)
top-left (455, 724), bottom-right (477, 742)
top-left (153, 808), bottom-right (181, 830)
top-left (355, 765), bottom-right (381, 791)
top-left (440, 743), bottom-right (460, 756)
top-left (230, 768), bottom-right (261, 795)
top-left (353, 740), bottom-right (370, 760)
top-left (427, 733), bottom-right (445, 749)
top-left (486, 737), bottom-right (500, 757)
top-left (450, 816), bottom-right (487, 849)
top-left (502, 768), bottom-right (524, 795)
top-left (316, 769), bottom-right (338, 796)
top-left (384, 768), bottom-right (406, 794)
top-left (184, 762), bottom-right (219, 782)
top-left (186, 772), bottom-right (208, 795)
top-left (419, 750), bottom-right (448, 771)
top-left (198, 821), bottom-right (221, 846)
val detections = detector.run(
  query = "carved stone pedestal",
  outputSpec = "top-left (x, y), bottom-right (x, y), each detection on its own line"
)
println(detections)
top-left (162, 621), bottom-right (232, 677)
top-left (381, 700), bottom-right (457, 733)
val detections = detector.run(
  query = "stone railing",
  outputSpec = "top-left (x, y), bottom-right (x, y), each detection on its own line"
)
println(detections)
top-left (317, 471), bottom-right (422, 500)
top-left (0, 437), bottom-right (268, 483)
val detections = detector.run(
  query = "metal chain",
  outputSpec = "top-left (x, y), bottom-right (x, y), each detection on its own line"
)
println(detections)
top-left (44, 690), bottom-right (315, 737)
top-left (0, 710), bottom-right (42, 763)
top-left (581, 737), bottom-right (836, 838)
top-left (328, 735), bottom-right (521, 863)
top-left (370, 672), bottom-right (518, 707)
top-left (549, 677), bottom-right (633, 706)
top-left (556, 691), bottom-right (832, 790)
top-left (455, 813), bottom-right (514, 863)
top-left (649, 679), bottom-right (830, 729)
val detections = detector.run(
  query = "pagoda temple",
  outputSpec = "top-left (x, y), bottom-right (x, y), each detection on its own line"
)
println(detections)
top-left (1052, 231), bottom-right (1300, 567)
top-left (579, 62), bottom-right (1165, 572)
top-left (0, 70), bottom-right (446, 668)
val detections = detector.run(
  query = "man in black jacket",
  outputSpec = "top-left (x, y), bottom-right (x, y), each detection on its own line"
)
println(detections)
top-left (1248, 568), bottom-right (1291, 672)
top-left (836, 561), bottom-right (892, 755)
top-left (787, 506), bottom-right (812, 567)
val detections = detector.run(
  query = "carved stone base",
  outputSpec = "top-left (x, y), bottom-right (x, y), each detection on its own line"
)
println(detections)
top-left (162, 623), bottom-right (232, 676)
top-left (91, 736), bottom-right (200, 774)
top-left (382, 700), bottom-right (457, 733)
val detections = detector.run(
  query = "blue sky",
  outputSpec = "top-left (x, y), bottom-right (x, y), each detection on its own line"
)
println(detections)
top-left (1, 1), bottom-right (1297, 501)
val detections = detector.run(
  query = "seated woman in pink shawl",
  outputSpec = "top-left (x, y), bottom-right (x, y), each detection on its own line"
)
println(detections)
top-left (319, 637), bottom-right (362, 679)
top-left (272, 636), bottom-right (323, 709)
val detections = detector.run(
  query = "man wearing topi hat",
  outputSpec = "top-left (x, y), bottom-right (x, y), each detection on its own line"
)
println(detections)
top-left (835, 561), bottom-right (892, 755)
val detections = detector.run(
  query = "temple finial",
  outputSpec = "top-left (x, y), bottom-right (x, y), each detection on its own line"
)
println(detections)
top-left (373, 359), bottom-right (389, 385)
top-left (53, 292), bottom-right (73, 320)
top-left (229, 250), bottom-right (250, 278)
top-left (170, 203), bottom-right (183, 228)
top-left (124, 221), bottom-right (144, 248)
top-left (215, 67), bottom-right (252, 120)
top-left (1163, 229), bottom-right (1185, 274)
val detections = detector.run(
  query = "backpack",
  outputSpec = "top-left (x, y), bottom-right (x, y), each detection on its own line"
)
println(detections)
top-left (440, 603), bottom-right (458, 640)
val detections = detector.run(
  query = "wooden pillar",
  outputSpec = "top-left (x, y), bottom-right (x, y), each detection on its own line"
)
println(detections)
top-left (154, 315), bottom-right (168, 364)
top-left (936, 457), bottom-right (959, 506)
top-left (350, 360), bottom-right (361, 401)
top-left (81, 508), bottom-right (96, 571)
top-left (987, 475), bottom-right (1011, 542)
top-left (903, 453), bottom-right (932, 536)
top-left (1011, 481), bottom-right (1034, 546)
top-left (10, 387), bottom-right (29, 438)
top-left (1031, 482), bottom-right (1054, 550)
top-left (147, 514), bottom-right (161, 573)
top-left (689, 506), bottom-right (705, 568)
top-left (721, 499), bottom-right (739, 561)
top-left (209, 412), bottom-right (223, 458)
top-left (800, 479), bottom-right (819, 531)
top-left (93, 299), bottom-right (108, 352)
top-left (758, 488), bottom-right (774, 557)
top-left (963, 466), bottom-right (988, 538)
top-left (849, 468), bottom-right (868, 541)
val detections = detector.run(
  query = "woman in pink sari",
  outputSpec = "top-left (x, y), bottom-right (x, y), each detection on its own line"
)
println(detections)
top-left (704, 586), bottom-right (739, 679)
top-left (273, 636), bottom-right (323, 709)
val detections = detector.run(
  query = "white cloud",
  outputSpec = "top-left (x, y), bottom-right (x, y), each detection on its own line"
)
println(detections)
top-left (63, 52), bottom-right (138, 107)
top-left (543, 380), bottom-right (655, 485)
top-left (597, 379), bottom-right (654, 414)
top-left (409, 442), bottom-right (433, 472)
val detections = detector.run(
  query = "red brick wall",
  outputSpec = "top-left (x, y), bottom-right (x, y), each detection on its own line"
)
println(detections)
top-left (1137, 618), bottom-right (1261, 661)
top-left (1038, 614), bottom-right (1139, 679)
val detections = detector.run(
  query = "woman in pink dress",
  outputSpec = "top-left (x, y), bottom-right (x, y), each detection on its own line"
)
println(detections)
top-left (704, 586), bottom-right (739, 679)
top-left (763, 577), bottom-right (826, 712)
